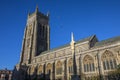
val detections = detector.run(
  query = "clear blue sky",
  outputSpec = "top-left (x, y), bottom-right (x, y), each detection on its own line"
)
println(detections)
top-left (0, 0), bottom-right (120, 70)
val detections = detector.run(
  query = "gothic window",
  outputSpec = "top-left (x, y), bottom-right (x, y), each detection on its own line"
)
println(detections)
top-left (46, 68), bottom-right (50, 75)
top-left (83, 55), bottom-right (95, 72)
top-left (69, 66), bottom-right (73, 73)
top-left (103, 61), bottom-right (106, 70)
top-left (46, 63), bottom-right (52, 75)
top-left (92, 64), bottom-right (94, 71)
top-left (28, 29), bottom-right (31, 36)
top-left (84, 64), bottom-right (86, 72)
top-left (56, 61), bottom-right (62, 75)
top-left (42, 26), bottom-right (45, 38)
top-left (102, 50), bottom-right (117, 70)
top-left (87, 64), bottom-right (89, 72)
top-left (68, 58), bottom-right (73, 74)
top-left (113, 59), bottom-right (117, 68)
top-left (106, 60), bottom-right (110, 70)
top-left (90, 64), bottom-right (92, 71)
top-left (27, 25), bottom-right (32, 37)
top-left (30, 66), bottom-right (35, 74)
top-left (117, 51), bottom-right (120, 56)
top-left (39, 24), bottom-right (44, 38)
top-left (110, 59), bottom-right (114, 69)
top-left (44, 26), bottom-right (47, 38)
top-left (38, 65), bottom-right (43, 74)
top-left (27, 67), bottom-right (30, 75)
top-left (39, 24), bottom-right (42, 37)
top-left (27, 39), bottom-right (30, 47)
top-left (41, 26), bottom-right (44, 38)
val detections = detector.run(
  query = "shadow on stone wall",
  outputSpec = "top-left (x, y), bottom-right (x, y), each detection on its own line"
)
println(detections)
top-left (12, 65), bottom-right (50, 80)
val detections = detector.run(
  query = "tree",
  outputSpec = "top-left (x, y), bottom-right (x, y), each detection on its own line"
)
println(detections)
top-left (117, 64), bottom-right (120, 69)
top-left (107, 64), bottom-right (120, 79)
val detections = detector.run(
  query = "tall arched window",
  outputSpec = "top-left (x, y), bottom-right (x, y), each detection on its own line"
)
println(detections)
top-left (102, 50), bottom-right (117, 70)
top-left (68, 58), bottom-right (73, 74)
top-left (56, 61), bottom-right (62, 75)
top-left (83, 55), bottom-right (95, 72)
top-left (46, 63), bottom-right (52, 75)
top-left (30, 66), bottom-right (35, 75)
top-left (27, 67), bottom-right (30, 75)
top-left (38, 65), bottom-right (43, 75)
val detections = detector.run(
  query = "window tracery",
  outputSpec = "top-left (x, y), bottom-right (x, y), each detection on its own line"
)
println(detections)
top-left (68, 58), bottom-right (73, 74)
top-left (102, 50), bottom-right (117, 70)
top-left (27, 24), bottom-right (32, 37)
top-left (30, 66), bottom-right (35, 74)
top-left (46, 63), bottom-right (52, 75)
top-left (117, 51), bottom-right (120, 56)
top-left (27, 67), bottom-right (30, 74)
top-left (38, 65), bottom-right (43, 74)
top-left (56, 61), bottom-right (62, 75)
top-left (83, 55), bottom-right (95, 72)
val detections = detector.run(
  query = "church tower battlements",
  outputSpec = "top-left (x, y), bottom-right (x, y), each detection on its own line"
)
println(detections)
top-left (13, 5), bottom-right (120, 80)
top-left (20, 6), bottom-right (50, 64)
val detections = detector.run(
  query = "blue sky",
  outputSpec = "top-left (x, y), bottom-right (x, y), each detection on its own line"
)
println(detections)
top-left (0, 0), bottom-right (120, 70)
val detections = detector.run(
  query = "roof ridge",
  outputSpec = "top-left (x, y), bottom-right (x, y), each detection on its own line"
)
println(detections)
top-left (94, 35), bottom-right (120, 47)
top-left (40, 35), bottom-right (96, 55)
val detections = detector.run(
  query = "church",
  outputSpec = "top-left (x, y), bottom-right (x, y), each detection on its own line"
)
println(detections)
top-left (13, 6), bottom-right (120, 80)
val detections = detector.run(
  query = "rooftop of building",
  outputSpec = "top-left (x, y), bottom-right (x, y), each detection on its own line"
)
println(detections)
top-left (39, 35), bottom-right (120, 55)
top-left (94, 35), bottom-right (120, 47)
top-left (0, 68), bottom-right (12, 74)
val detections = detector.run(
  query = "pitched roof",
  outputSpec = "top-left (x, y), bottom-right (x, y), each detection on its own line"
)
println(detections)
top-left (94, 36), bottom-right (120, 47)
top-left (40, 44), bottom-right (70, 55)
top-left (76, 35), bottom-right (96, 44)
top-left (40, 35), bottom-right (95, 55)
top-left (39, 35), bottom-right (120, 55)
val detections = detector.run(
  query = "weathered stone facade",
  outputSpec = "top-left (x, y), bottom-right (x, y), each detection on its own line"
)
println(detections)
top-left (13, 7), bottom-right (120, 80)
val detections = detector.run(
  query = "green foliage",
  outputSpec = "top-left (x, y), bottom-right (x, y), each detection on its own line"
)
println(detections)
top-left (117, 64), bottom-right (120, 69)
top-left (33, 77), bottom-right (37, 80)
top-left (39, 77), bottom-right (45, 80)
top-left (108, 64), bottom-right (120, 76)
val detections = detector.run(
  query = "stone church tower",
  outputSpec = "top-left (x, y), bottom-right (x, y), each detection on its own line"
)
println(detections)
top-left (13, 6), bottom-right (120, 80)
top-left (20, 6), bottom-right (50, 64)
